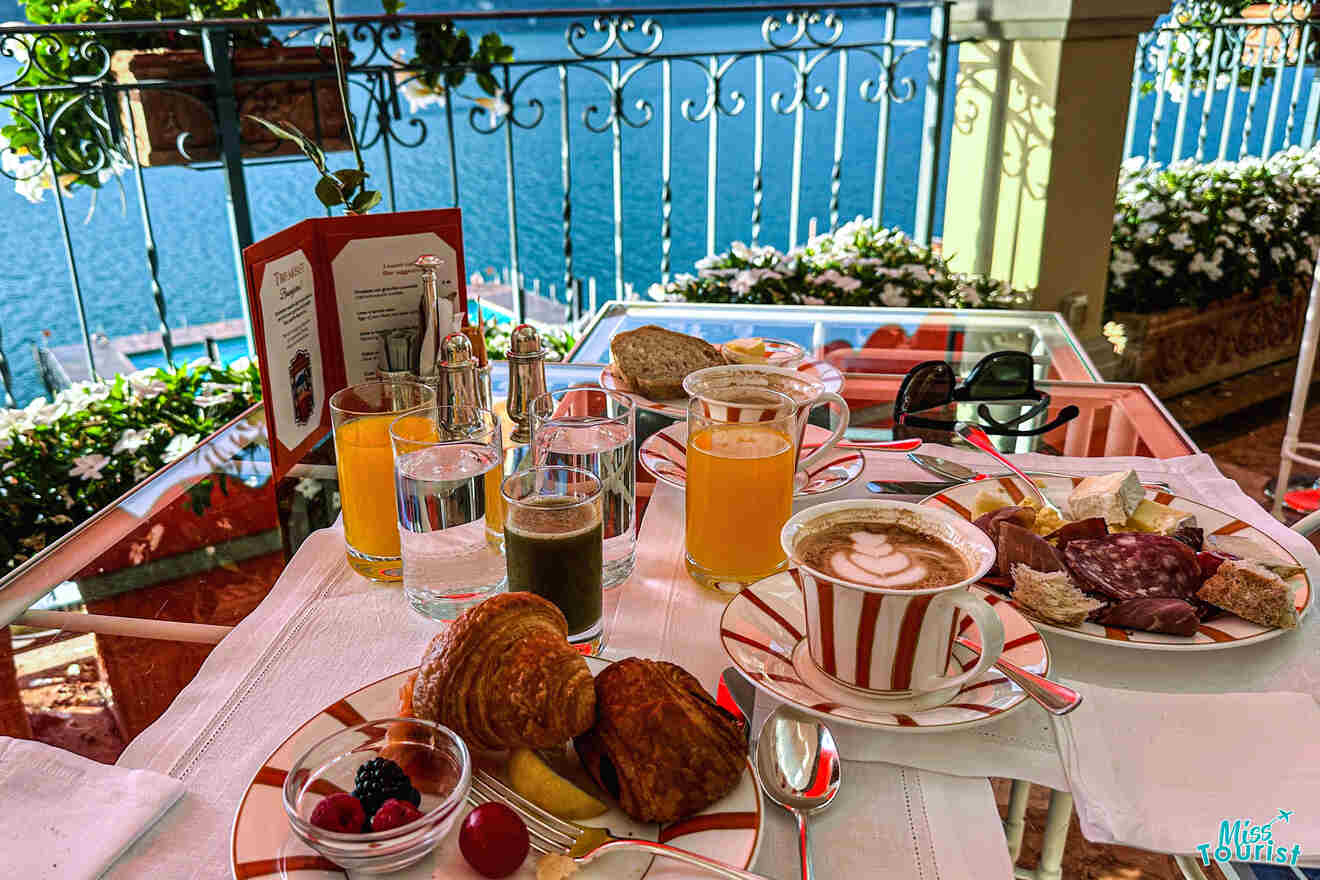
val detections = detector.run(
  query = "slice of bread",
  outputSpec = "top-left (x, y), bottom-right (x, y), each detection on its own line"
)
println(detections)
top-left (609, 324), bottom-right (725, 399)
top-left (1010, 564), bottom-right (1105, 626)
top-left (1196, 559), bottom-right (1299, 629)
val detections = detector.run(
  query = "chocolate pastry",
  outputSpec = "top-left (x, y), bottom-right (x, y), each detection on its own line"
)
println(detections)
top-left (574, 658), bottom-right (743, 823)
top-left (412, 592), bottom-right (596, 751)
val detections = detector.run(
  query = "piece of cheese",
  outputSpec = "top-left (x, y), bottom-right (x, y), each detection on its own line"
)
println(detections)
top-left (1068, 470), bottom-right (1144, 525)
top-left (1125, 498), bottom-right (1197, 535)
top-left (722, 337), bottom-right (768, 364)
top-left (972, 486), bottom-right (1015, 518)
top-left (1021, 498), bottom-right (1069, 536)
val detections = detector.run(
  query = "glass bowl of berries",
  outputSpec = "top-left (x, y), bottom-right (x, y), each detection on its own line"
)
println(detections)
top-left (282, 717), bottom-right (471, 874)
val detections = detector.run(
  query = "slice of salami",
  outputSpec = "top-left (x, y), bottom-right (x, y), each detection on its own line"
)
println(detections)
top-left (1045, 517), bottom-right (1108, 550)
top-left (1091, 598), bottom-right (1200, 636)
top-left (1062, 533), bottom-right (1201, 601)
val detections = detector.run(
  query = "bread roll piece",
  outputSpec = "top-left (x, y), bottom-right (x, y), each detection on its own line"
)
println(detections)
top-left (413, 593), bottom-right (597, 750)
top-left (1010, 563), bottom-right (1106, 626)
top-left (1195, 559), bottom-right (1299, 629)
top-left (609, 324), bottom-right (725, 399)
top-left (574, 658), bottom-right (743, 823)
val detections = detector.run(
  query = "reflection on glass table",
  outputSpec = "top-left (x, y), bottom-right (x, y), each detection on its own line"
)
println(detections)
top-left (569, 301), bottom-right (1101, 382)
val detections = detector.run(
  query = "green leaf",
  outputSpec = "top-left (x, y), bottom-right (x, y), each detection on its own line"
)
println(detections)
top-left (315, 175), bottom-right (344, 207)
top-left (476, 71), bottom-right (498, 96)
top-left (381, 0), bottom-right (403, 13)
top-left (349, 189), bottom-right (382, 214)
top-left (332, 168), bottom-right (367, 189)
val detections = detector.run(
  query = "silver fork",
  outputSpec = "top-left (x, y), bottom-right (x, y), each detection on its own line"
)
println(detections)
top-left (465, 769), bottom-right (770, 879)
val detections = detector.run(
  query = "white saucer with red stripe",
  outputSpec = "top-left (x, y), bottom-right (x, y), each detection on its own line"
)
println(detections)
top-left (719, 572), bottom-right (1048, 731)
top-left (639, 423), bottom-right (864, 497)
top-left (601, 357), bottom-right (845, 419)
top-left (921, 475), bottom-right (1313, 651)
top-left (230, 656), bottom-right (762, 879)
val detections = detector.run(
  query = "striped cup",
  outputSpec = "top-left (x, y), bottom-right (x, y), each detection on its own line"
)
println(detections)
top-left (780, 500), bottom-right (1002, 699)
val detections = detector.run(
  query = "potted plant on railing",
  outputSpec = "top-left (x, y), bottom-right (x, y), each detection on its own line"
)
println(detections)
top-left (3, 0), bottom-right (349, 197)
top-left (1103, 149), bottom-right (1319, 395)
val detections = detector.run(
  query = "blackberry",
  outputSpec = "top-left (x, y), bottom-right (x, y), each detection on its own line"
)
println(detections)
top-left (353, 757), bottom-right (421, 818)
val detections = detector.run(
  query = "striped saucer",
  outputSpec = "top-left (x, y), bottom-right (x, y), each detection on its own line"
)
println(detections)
top-left (720, 572), bottom-right (1048, 731)
top-left (639, 423), bottom-right (865, 497)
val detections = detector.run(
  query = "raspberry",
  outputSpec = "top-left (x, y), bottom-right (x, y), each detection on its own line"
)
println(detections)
top-left (370, 798), bottom-right (425, 832)
top-left (309, 793), bottom-right (366, 834)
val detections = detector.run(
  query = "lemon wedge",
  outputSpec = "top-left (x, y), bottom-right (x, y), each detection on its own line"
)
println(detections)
top-left (508, 748), bottom-right (608, 820)
top-left (723, 337), bottom-right (768, 364)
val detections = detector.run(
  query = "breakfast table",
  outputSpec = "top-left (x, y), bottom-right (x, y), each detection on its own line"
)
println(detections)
top-left (4, 315), bottom-right (1316, 879)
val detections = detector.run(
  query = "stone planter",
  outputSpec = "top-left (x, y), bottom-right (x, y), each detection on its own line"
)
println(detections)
top-left (1113, 284), bottom-right (1307, 397)
top-left (111, 45), bottom-right (351, 167)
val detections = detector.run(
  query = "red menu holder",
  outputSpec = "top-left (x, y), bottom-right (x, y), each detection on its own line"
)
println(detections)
top-left (242, 209), bottom-right (468, 481)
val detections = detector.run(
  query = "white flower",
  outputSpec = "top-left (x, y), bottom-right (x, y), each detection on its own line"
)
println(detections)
top-left (730, 241), bottom-right (753, 262)
top-left (1250, 214), bottom-right (1273, 233)
top-left (1150, 257), bottom-right (1177, 277)
top-left (1271, 246), bottom-right (1287, 263)
top-left (69, 454), bottom-right (110, 481)
top-left (1186, 210), bottom-right (1209, 224)
top-left (228, 355), bottom-right (253, 372)
top-left (880, 284), bottom-right (909, 307)
top-left (1167, 230), bottom-right (1194, 250)
top-left (961, 287), bottom-right (983, 306)
top-left (646, 282), bottom-right (667, 301)
top-left (295, 477), bottom-right (323, 500)
top-left (1189, 249), bottom-right (1224, 281)
top-left (128, 370), bottom-right (168, 400)
top-left (694, 254), bottom-right (721, 271)
top-left (1110, 248), bottom-right (1139, 277)
top-left (810, 270), bottom-right (861, 292)
top-left (162, 433), bottom-right (200, 463)
top-left (113, 428), bottom-right (152, 455)
top-left (1135, 200), bottom-right (1164, 220)
top-left (802, 295), bottom-right (825, 305)
top-left (1136, 222), bottom-right (1160, 240)
top-left (731, 270), bottom-right (761, 295)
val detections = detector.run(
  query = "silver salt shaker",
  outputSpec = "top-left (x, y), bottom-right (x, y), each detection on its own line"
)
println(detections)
top-left (436, 332), bottom-right (482, 432)
top-left (506, 323), bottom-right (548, 444)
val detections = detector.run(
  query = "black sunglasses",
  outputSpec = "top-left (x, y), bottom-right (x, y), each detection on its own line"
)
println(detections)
top-left (894, 352), bottom-right (1079, 437)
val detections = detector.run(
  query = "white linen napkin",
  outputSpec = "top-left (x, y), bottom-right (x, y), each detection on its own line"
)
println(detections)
top-left (1052, 682), bottom-right (1320, 867)
top-left (0, 736), bottom-right (184, 879)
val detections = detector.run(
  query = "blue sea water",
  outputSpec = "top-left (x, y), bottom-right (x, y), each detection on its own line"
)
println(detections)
top-left (0, 0), bottom-right (960, 404)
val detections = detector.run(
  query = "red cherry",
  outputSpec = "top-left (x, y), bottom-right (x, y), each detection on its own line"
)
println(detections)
top-left (309, 793), bottom-right (366, 834)
top-left (459, 802), bottom-right (530, 878)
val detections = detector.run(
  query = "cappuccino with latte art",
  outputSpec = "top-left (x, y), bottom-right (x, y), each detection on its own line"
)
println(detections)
top-left (796, 522), bottom-right (969, 590)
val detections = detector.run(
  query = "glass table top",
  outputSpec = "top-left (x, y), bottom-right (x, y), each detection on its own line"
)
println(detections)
top-left (569, 301), bottom-right (1101, 382)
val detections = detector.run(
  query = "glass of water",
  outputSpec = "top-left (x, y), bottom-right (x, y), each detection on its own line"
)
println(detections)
top-left (529, 386), bottom-right (635, 589)
top-left (389, 406), bottom-right (506, 620)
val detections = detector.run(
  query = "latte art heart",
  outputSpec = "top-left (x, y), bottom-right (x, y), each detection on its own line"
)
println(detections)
top-left (797, 521), bottom-right (971, 590)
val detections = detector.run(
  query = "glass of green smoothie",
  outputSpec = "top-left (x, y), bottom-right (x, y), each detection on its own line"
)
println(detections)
top-left (501, 466), bottom-right (604, 647)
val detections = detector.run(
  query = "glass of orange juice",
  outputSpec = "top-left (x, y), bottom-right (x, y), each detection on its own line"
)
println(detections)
top-left (684, 387), bottom-right (798, 592)
top-left (330, 380), bottom-right (435, 581)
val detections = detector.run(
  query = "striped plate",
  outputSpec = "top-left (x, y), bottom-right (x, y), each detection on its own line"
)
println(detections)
top-left (600, 357), bottom-right (845, 419)
top-left (230, 657), bottom-right (763, 879)
top-left (639, 423), bottom-right (865, 497)
top-left (921, 475), bottom-right (1314, 651)
top-left (720, 571), bottom-right (1048, 731)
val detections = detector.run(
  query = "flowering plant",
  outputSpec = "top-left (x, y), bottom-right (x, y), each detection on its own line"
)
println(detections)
top-left (651, 217), bottom-right (1031, 310)
top-left (0, 358), bottom-right (259, 571)
top-left (1106, 147), bottom-right (1320, 316)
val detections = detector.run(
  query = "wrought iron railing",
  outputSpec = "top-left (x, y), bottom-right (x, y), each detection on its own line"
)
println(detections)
top-left (0, 2), bottom-right (956, 406)
top-left (1125, 0), bottom-right (1320, 163)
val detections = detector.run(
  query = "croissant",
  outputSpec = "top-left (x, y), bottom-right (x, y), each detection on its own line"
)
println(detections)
top-left (574, 658), bottom-right (744, 823)
top-left (412, 592), bottom-right (596, 751)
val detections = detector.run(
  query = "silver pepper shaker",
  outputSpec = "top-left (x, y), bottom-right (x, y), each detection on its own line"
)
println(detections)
top-left (415, 254), bottom-right (459, 388)
top-left (437, 332), bottom-right (482, 431)
top-left (506, 323), bottom-right (548, 444)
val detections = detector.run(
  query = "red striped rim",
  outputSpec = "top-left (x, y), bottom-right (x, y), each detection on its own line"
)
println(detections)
top-left (765, 671), bottom-right (806, 685)
top-left (890, 594), bottom-right (935, 691)
top-left (660, 811), bottom-right (758, 843)
top-left (1103, 627), bottom-right (1130, 641)
top-left (1003, 632), bottom-right (1043, 652)
top-left (655, 430), bottom-right (686, 455)
top-left (944, 702), bottom-right (1002, 715)
top-left (959, 675), bottom-right (1009, 694)
top-left (804, 452), bottom-right (863, 480)
top-left (1197, 624), bottom-right (1235, 642)
top-left (853, 593), bottom-right (885, 690)
top-left (1154, 491), bottom-right (1175, 505)
top-left (894, 714), bottom-right (918, 727)
top-left (1212, 519), bottom-right (1252, 536)
top-left (720, 627), bottom-right (794, 664)
top-left (234, 856), bottom-right (344, 879)
top-left (741, 587), bottom-right (805, 642)
top-left (811, 702), bottom-right (842, 712)
top-left (253, 765), bottom-right (345, 797)
top-left (934, 494), bottom-right (972, 518)
top-left (324, 699), bottom-right (367, 728)
top-left (998, 477), bottom-right (1025, 503)
top-left (816, 579), bottom-right (837, 677)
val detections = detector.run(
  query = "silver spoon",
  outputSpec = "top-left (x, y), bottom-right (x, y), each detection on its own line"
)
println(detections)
top-left (953, 422), bottom-right (1066, 518)
top-left (955, 634), bottom-right (1082, 715)
top-left (756, 706), bottom-right (842, 880)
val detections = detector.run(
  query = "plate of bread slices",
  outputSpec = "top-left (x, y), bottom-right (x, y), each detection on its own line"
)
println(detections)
top-left (233, 593), bottom-right (762, 879)
top-left (920, 472), bottom-right (1311, 651)
top-left (601, 324), bottom-right (843, 418)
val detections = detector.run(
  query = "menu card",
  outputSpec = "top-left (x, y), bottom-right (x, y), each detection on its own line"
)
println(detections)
top-left (242, 209), bottom-right (467, 480)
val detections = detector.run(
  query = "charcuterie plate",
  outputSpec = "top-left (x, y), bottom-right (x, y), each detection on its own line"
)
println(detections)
top-left (921, 476), bottom-right (1312, 651)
